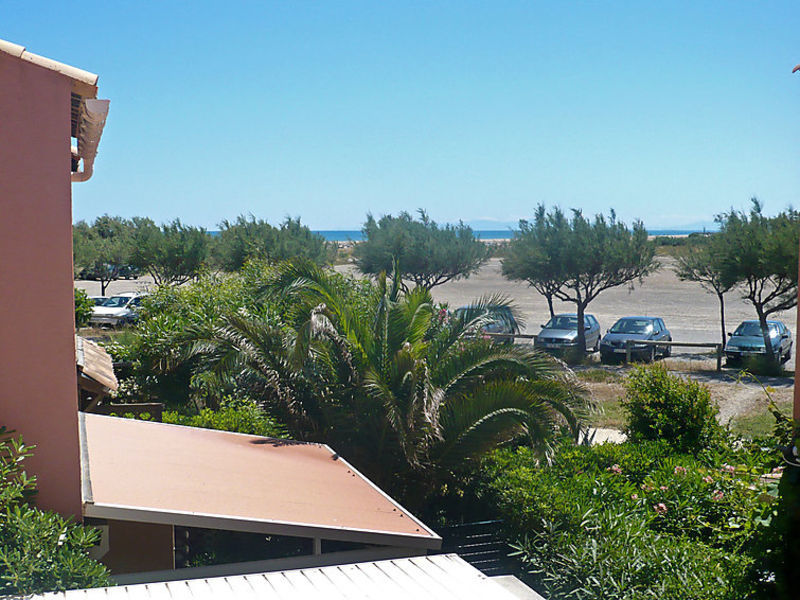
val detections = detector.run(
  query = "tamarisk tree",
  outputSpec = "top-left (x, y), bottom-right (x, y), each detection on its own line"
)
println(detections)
top-left (355, 210), bottom-right (489, 290)
top-left (715, 199), bottom-right (800, 362)
top-left (674, 235), bottom-right (733, 348)
top-left (503, 205), bottom-right (657, 356)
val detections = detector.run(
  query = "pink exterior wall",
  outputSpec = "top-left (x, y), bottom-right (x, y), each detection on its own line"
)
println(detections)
top-left (0, 53), bottom-right (81, 516)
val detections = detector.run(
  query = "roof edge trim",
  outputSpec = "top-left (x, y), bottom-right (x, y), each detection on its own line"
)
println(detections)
top-left (323, 443), bottom-right (441, 540)
top-left (78, 413), bottom-right (93, 504)
top-left (0, 38), bottom-right (98, 86)
top-left (83, 502), bottom-right (442, 550)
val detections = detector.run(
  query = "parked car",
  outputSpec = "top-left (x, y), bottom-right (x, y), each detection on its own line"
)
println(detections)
top-left (724, 320), bottom-right (792, 364)
top-left (454, 304), bottom-right (521, 344)
top-left (88, 295), bottom-right (109, 306)
top-left (535, 313), bottom-right (601, 354)
top-left (600, 316), bottom-right (672, 363)
top-left (89, 292), bottom-right (147, 326)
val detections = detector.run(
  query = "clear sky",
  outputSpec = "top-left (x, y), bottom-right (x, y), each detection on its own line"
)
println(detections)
top-left (4, 2), bottom-right (799, 230)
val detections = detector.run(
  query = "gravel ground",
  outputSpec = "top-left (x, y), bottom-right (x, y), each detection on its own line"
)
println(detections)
top-left (426, 256), bottom-right (797, 346)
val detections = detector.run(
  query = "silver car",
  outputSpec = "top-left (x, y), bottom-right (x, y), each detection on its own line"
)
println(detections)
top-left (535, 313), bottom-right (601, 354)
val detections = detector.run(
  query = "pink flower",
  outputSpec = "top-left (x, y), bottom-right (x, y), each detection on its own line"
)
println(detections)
top-left (660, 485), bottom-right (668, 491)
top-left (703, 475), bottom-right (714, 484)
top-left (641, 483), bottom-right (654, 492)
top-left (631, 494), bottom-right (638, 500)
top-left (654, 503), bottom-right (668, 515)
top-left (606, 464), bottom-right (622, 474)
top-left (712, 491), bottom-right (724, 501)
top-left (674, 466), bottom-right (687, 475)
top-left (721, 464), bottom-right (735, 474)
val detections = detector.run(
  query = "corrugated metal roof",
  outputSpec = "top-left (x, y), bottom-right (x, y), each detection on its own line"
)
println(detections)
top-left (80, 414), bottom-right (440, 549)
top-left (35, 554), bottom-right (530, 600)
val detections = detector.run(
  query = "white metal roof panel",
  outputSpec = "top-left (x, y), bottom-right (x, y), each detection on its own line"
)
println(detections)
top-left (34, 555), bottom-right (528, 600)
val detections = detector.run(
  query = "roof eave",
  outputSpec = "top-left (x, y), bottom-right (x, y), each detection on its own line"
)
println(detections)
top-left (83, 501), bottom-right (442, 550)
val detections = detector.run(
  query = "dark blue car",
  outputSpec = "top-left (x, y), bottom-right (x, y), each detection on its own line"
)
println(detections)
top-left (725, 320), bottom-right (792, 364)
top-left (599, 316), bottom-right (672, 363)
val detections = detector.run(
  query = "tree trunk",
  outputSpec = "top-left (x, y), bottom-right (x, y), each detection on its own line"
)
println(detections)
top-left (545, 294), bottom-right (555, 319)
top-left (756, 306), bottom-right (776, 363)
top-left (717, 291), bottom-right (726, 349)
top-left (575, 302), bottom-right (587, 359)
top-left (100, 279), bottom-right (108, 296)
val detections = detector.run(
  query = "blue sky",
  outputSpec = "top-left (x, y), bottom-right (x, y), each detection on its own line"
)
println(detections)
top-left (4, 2), bottom-right (800, 230)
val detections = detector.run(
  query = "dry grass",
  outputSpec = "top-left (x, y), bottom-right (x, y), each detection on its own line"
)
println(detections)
top-left (729, 397), bottom-right (792, 438)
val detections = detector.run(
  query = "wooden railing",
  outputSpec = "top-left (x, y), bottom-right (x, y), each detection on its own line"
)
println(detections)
top-left (624, 340), bottom-right (723, 371)
top-left (476, 333), bottom-right (725, 372)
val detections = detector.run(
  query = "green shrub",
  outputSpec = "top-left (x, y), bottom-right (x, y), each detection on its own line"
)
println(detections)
top-left (0, 427), bottom-right (110, 595)
top-left (475, 441), bottom-right (780, 600)
top-left (74, 288), bottom-right (93, 328)
top-left (511, 507), bottom-right (753, 600)
top-left (622, 364), bottom-right (723, 452)
top-left (163, 398), bottom-right (287, 438)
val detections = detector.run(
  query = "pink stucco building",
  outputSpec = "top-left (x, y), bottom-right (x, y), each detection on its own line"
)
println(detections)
top-left (0, 39), bottom-right (440, 580)
top-left (0, 39), bottom-right (108, 518)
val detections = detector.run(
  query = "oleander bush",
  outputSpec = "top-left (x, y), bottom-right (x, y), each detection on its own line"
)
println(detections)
top-left (622, 364), bottom-right (724, 452)
top-left (475, 439), bottom-right (782, 600)
top-left (0, 427), bottom-right (110, 595)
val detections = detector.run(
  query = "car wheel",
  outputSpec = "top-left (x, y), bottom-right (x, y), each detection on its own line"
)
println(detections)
top-left (592, 338), bottom-right (600, 353)
top-left (600, 352), bottom-right (611, 365)
top-left (663, 339), bottom-right (672, 357)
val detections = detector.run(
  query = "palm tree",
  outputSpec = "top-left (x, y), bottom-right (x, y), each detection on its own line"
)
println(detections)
top-left (191, 260), bottom-right (590, 500)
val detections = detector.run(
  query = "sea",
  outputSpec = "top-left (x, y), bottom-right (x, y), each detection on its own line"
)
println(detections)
top-left (312, 229), bottom-right (704, 242)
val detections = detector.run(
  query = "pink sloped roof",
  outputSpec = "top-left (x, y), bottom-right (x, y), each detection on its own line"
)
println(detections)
top-left (79, 413), bottom-right (440, 548)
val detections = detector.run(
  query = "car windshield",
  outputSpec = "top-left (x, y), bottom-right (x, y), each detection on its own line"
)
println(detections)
top-left (544, 316), bottom-right (579, 330)
top-left (733, 322), bottom-right (774, 337)
top-left (610, 319), bottom-right (653, 334)
top-left (102, 296), bottom-right (132, 308)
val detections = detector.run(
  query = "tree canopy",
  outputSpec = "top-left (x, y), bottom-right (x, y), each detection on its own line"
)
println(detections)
top-left (674, 234), bottom-right (733, 348)
top-left (503, 205), bottom-right (657, 355)
top-left (213, 215), bottom-right (330, 271)
top-left (713, 199), bottom-right (800, 362)
top-left (130, 218), bottom-right (209, 286)
top-left (72, 215), bottom-right (134, 295)
top-left (354, 210), bottom-right (490, 290)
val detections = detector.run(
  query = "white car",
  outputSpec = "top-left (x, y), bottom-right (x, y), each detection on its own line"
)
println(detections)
top-left (89, 292), bottom-right (147, 326)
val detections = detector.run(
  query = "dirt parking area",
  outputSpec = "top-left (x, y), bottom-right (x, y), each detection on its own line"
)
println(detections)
top-left (428, 257), bottom-right (797, 347)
